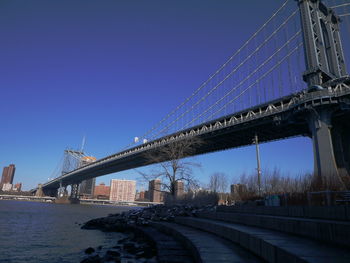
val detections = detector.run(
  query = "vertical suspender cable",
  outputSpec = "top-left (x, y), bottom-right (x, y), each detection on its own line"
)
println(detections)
top-left (132, 0), bottom-right (291, 143)
top-left (284, 24), bottom-right (294, 93)
top-left (263, 27), bottom-right (268, 102)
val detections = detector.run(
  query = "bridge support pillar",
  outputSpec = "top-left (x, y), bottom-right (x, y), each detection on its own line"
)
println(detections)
top-left (308, 108), bottom-right (346, 189)
top-left (55, 186), bottom-right (72, 204)
top-left (58, 182), bottom-right (68, 198)
top-left (35, 184), bottom-right (44, 197)
top-left (69, 183), bottom-right (80, 204)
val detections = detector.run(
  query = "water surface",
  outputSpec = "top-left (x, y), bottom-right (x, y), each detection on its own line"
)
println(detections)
top-left (0, 200), bottom-right (133, 263)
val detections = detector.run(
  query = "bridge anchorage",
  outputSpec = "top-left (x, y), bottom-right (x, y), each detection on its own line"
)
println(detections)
top-left (32, 0), bottom-right (350, 199)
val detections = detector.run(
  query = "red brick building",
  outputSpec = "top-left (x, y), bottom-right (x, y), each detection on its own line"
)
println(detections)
top-left (175, 181), bottom-right (184, 197)
top-left (149, 179), bottom-right (161, 202)
top-left (94, 183), bottom-right (110, 199)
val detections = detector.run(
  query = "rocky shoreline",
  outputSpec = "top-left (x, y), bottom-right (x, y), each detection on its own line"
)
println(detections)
top-left (80, 205), bottom-right (215, 263)
top-left (80, 232), bottom-right (157, 263)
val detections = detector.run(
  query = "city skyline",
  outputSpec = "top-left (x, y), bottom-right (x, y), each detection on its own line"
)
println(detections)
top-left (1, 0), bottom-right (350, 190)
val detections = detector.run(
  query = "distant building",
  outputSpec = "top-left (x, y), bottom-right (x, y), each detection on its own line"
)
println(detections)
top-left (1, 164), bottom-right (15, 189)
top-left (135, 190), bottom-right (140, 200)
top-left (13, 183), bottom-right (22, 192)
top-left (135, 190), bottom-right (149, 201)
top-left (175, 181), bottom-right (184, 197)
top-left (94, 183), bottom-right (110, 199)
top-left (159, 191), bottom-right (165, 202)
top-left (139, 191), bottom-right (146, 200)
top-left (144, 190), bottom-right (149, 201)
top-left (110, 179), bottom-right (136, 202)
top-left (149, 179), bottom-right (161, 202)
top-left (79, 178), bottom-right (96, 198)
top-left (2, 183), bottom-right (12, 191)
top-left (79, 157), bottom-right (96, 198)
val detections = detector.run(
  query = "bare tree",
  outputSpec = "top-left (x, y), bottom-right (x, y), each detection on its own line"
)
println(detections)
top-left (138, 137), bottom-right (203, 198)
top-left (209, 173), bottom-right (228, 193)
top-left (208, 172), bottom-right (229, 203)
top-left (236, 168), bottom-right (314, 200)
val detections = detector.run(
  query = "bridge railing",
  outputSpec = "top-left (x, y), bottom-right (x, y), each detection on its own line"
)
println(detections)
top-left (307, 190), bottom-right (350, 206)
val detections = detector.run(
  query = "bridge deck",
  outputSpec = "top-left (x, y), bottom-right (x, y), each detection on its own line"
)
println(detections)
top-left (37, 78), bottom-right (350, 191)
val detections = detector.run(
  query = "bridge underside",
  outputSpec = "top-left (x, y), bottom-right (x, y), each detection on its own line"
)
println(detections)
top-left (37, 79), bottom-right (350, 196)
top-left (42, 113), bottom-right (312, 194)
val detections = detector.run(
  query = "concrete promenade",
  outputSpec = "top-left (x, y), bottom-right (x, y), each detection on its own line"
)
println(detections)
top-left (137, 205), bottom-right (350, 263)
top-left (0, 194), bottom-right (55, 202)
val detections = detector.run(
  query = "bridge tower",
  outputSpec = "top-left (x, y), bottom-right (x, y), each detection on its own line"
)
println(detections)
top-left (298, 0), bottom-right (347, 86)
top-left (52, 149), bottom-right (84, 203)
top-left (297, 0), bottom-right (349, 188)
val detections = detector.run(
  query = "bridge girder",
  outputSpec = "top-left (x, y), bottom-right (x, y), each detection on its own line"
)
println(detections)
top-left (34, 78), bottom-right (350, 191)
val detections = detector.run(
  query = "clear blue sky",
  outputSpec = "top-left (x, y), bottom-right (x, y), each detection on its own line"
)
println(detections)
top-left (0, 0), bottom-right (349, 190)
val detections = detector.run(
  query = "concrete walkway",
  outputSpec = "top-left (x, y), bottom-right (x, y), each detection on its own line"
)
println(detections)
top-left (176, 216), bottom-right (350, 263)
top-left (152, 222), bottom-right (262, 263)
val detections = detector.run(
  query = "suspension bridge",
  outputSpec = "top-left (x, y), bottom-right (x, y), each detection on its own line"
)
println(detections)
top-left (32, 0), bottom-right (350, 200)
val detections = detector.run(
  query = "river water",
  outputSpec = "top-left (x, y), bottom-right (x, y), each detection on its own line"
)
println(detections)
top-left (0, 200), bottom-right (134, 263)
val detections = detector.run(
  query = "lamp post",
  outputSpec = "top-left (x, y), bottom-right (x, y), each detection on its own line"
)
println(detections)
top-left (253, 134), bottom-right (262, 197)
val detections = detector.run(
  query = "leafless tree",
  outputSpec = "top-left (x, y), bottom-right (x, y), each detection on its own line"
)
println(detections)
top-left (208, 173), bottom-right (228, 193)
top-left (236, 168), bottom-right (314, 200)
top-left (138, 137), bottom-right (203, 197)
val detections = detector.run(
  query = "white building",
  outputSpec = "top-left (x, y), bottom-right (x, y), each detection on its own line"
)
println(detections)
top-left (2, 183), bottom-right (12, 191)
top-left (109, 179), bottom-right (136, 202)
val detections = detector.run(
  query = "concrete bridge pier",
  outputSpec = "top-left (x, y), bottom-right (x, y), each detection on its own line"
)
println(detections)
top-left (54, 183), bottom-right (80, 204)
top-left (69, 183), bottom-right (80, 204)
top-left (308, 108), bottom-right (348, 189)
top-left (57, 181), bottom-right (68, 198)
top-left (57, 188), bottom-right (68, 199)
top-left (55, 181), bottom-right (70, 203)
top-left (35, 184), bottom-right (44, 197)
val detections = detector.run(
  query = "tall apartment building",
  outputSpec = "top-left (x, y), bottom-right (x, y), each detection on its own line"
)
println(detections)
top-left (110, 179), bottom-right (136, 202)
top-left (1, 164), bottom-right (15, 189)
top-left (175, 181), bottom-right (184, 197)
top-left (78, 156), bottom-right (96, 198)
top-left (149, 179), bottom-right (161, 202)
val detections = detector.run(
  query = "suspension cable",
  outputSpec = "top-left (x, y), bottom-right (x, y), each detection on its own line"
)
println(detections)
top-left (205, 42), bottom-right (304, 121)
top-left (331, 3), bottom-right (350, 9)
top-left (152, 9), bottom-right (299, 139)
top-left (182, 33), bottom-right (302, 128)
top-left (131, 0), bottom-right (292, 143)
